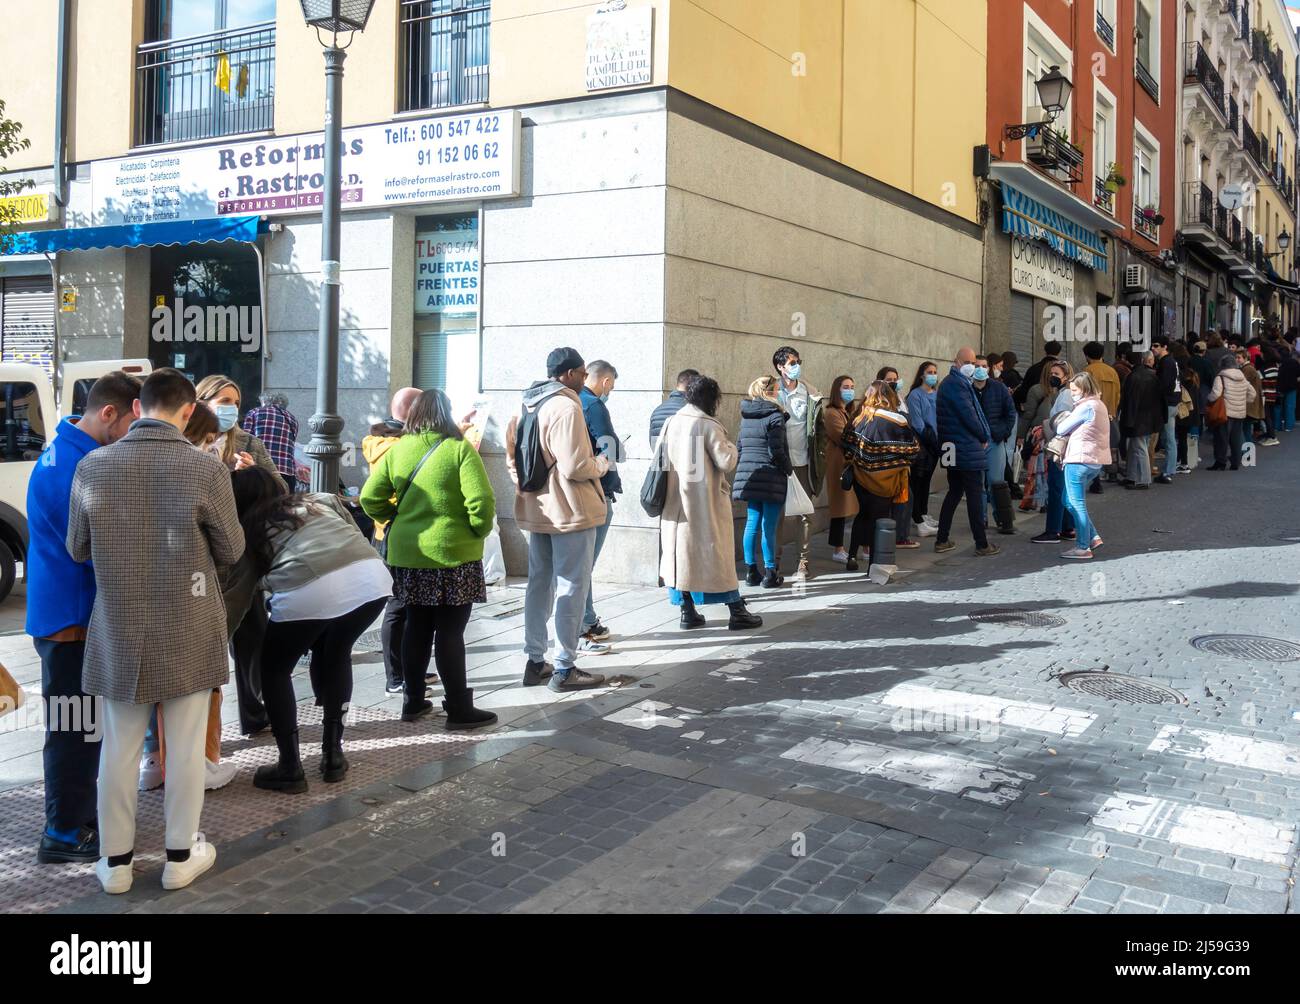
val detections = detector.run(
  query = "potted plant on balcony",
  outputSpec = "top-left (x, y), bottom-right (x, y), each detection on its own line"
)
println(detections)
top-left (1104, 163), bottom-right (1127, 193)
top-left (1139, 203), bottom-right (1163, 226)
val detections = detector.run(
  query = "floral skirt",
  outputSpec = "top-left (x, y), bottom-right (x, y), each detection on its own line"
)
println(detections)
top-left (391, 560), bottom-right (487, 607)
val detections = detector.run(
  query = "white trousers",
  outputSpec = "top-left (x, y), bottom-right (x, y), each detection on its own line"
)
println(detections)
top-left (98, 691), bottom-right (209, 857)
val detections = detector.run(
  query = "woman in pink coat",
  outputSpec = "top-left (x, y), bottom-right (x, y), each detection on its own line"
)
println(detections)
top-left (1054, 372), bottom-right (1111, 561)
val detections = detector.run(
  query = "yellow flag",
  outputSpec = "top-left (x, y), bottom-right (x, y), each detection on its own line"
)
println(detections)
top-left (236, 63), bottom-right (249, 99)
top-left (214, 50), bottom-right (231, 94)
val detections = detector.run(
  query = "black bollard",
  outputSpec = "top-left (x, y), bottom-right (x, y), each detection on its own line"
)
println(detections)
top-left (992, 482), bottom-right (1015, 534)
top-left (873, 518), bottom-right (896, 567)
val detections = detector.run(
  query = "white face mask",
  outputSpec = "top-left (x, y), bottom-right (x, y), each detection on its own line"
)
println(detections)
top-left (959, 363), bottom-right (977, 379)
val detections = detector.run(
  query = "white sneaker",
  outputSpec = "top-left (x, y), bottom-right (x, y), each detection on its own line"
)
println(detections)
top-left (922, 514), bottom-right (939, 527)
top-left (916, 522), bottom-right (939, 537)
top-left (204, 758), bottom-right (238, 791)
top-left (1261, 437), bottom-right (1280, 446)
top-left (576, 637), bottom-right (612, 655)
top-left (161, 841), bottom-right (216, 891)
top-left (138, 753), bottom-right (163, 792)
top-left (831, 550), bottom-right (849, 564)
top-left (96, 857), bottom-right (133, 895)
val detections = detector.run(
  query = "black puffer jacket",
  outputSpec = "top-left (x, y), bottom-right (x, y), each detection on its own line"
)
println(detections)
top-left (732, 398), bottom-right (791, 503)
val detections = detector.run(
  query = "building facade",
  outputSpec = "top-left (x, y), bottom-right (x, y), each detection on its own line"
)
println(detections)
top-left (0, 0), bottom-right (987, 584)
top-left (983, 0), bottom-right (1179, 368)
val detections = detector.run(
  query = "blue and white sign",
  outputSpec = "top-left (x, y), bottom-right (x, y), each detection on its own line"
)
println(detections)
top-left (415, 222), bottom-right (480, 316)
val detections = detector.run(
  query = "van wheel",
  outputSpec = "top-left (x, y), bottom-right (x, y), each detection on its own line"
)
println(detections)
top-left (0, 539), bottom-right (16, 603)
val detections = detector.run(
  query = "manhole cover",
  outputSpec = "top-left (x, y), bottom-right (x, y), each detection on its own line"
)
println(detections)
top-left (1059, 671), bottom-right (1185, 705)
top-left (1190, 635), bottom-right (1300, 663)
top-left (968, 608), bottom-right (1066, 628)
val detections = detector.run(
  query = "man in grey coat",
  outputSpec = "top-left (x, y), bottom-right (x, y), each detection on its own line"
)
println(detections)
top-left (67, 368), bottom-right (244, 895)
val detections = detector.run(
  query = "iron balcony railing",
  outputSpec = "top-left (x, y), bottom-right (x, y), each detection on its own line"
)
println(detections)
top-left (1231, 215), bottom-right (1242, 251)
top-left (1095, 176), bottom-right (1114, 214)
top-left (1185, 181), bottom-right (1214, 227)
top-left (1135, 202), bottom-right (1160, 242)
top-left (400, 0), bottom-right (491, 112)
top-left (1244, 119), bottom-right (1261, 165)
top-left (1186, 42), bottom-right (1225, 118)
top-left (1245, 226), bottom-right (1255, 262)
top-left (1096, 9), bottom-right (1115, 50)
top-left (1229, 94), bottom-right (1239, 136)
top-left (1240, 0), bottom-right (1250, 39)
top-left (1137, 59), bottom-right (1159, 102)
top-left (1215, 203), bottom-right (1230, 241)
top-left (135, 22), bottom-right (275, 146)
top-left (1025, 128), bottom-right (1084, 186)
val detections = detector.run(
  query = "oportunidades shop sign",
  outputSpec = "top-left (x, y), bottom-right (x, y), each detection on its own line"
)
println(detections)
top-left (87, 109), bottom-right (521, 227)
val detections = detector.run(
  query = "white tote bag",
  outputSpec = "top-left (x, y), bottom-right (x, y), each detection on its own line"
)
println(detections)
top-left (480, 517), bottom-right (507, 584)
top-left (784, 473), bottom-right (815, 517)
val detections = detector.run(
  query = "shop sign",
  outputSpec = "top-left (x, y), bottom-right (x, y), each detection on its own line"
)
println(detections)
top-left (88, 110), bottom-right (521, 227)
top-left (586, 5), bottom-right (654, 91)
top-left (0, 189), bottom-right (58, 225)
top-left (1010, 235), bottom-right (1075, 307)
top-left (415, 221), bottom-right (480, 316)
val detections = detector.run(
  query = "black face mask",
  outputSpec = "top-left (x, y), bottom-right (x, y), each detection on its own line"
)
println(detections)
top-left (1049, 376), bottom-right (1063, 388)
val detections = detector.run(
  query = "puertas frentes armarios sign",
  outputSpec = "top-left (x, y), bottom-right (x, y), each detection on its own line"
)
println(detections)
top-left (88, 109), bottom-right (521, 226)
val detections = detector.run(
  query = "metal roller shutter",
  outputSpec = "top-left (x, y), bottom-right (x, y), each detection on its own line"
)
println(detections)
top-left (1, 276), bottom-right (55, 372)
top-left (1010, 292), bottom-right (1035, 365)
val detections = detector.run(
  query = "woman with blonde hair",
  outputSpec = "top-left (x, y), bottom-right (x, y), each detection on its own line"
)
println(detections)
top-left (194, 375), bottom-right (278, 475)
top-left (840, 380), bottom-right (919, 571)
top-left (733, 375), bottom-right (791, 588)
top-left (823, 374), bottom-right (860, 563)
top-left (1053, 371), bottom-right (1111, 559)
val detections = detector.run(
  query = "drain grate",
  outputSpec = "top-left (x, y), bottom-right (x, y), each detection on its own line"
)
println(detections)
top-left (969, 607), bottom-right (1066, 628)
top-left (1190, 634), bottom-right (1300, 663)
top-left (1059, 671), bottom-right (1186, 705)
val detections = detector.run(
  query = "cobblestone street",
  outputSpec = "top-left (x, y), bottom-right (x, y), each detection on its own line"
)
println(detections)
top-left (4, 440), bottom-right (1299, 915)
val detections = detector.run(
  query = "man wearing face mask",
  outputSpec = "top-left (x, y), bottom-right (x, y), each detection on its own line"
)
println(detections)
top-left (971, 355), bottom-right (1016, 535)
top-left (578, 360), bottom-right (623, 652)
top-left (934, 348), bottom-right (999, 556)
top-left (772, 346), bottom-right (827, 581)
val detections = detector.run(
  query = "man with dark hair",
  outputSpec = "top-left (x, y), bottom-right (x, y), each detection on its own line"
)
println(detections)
top-left (68, 366), bottom-right (244, 894)
top-left (1150, 335), bottom-right (1180, 484)
top-left (649, 369), bottom-right (699, 445)
top-left (972, 355), bottom-right (1016, 534)
top-left (26, 372), bottom-right (141, 865)
top-left (1014, 340), bottom-right (1063, 410)
top-left (772, 345), bottom-right (826, 581)
top-left (506, 347), bottom-right (611, 692)
top-left (578, 360), bottom-right (623, 651)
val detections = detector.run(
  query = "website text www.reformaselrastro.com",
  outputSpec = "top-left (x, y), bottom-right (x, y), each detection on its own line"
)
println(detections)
top-left (383, 167), bottom-right (504, 201)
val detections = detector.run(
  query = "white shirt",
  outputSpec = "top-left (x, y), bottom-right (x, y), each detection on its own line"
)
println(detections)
top-left (268, 557), bottom-right (393, 623)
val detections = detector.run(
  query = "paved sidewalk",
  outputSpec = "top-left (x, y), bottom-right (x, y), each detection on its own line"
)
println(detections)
top-left (3, 439), bottom-right (1300, 914)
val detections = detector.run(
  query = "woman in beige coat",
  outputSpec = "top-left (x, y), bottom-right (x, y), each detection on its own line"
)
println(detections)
top-left (823, 375), bottom-right (860, 563)
top-left (658, 375), bottom-right (763, 632)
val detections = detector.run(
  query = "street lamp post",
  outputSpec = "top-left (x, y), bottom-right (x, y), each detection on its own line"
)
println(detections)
top-left (298, 1), bottom-right (375, 493)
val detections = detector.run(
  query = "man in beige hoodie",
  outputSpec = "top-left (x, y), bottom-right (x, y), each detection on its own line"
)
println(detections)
top-left (506, 348), bottom-right (611, 691)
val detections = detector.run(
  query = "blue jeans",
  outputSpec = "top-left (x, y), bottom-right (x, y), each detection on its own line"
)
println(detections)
top-left (1045, 459), bottom-right (1075, 536)
top-left (523, 527), bottom-right (597, 675)
top-left (1284, 389), bottom-right (1296, 431)
top-left (1063, 464), bottom-right (1102, 548)
top-left (582, 500), bottom-right (615, 631)
top-left (983, 439), bottom-right (1008, 523)
top-left (743, 500), bottom-right (783, 568)
top-left (1159, 405), bottom-right (1177, 475)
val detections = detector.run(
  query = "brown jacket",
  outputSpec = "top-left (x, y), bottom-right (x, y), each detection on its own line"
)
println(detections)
top-left (505, 381), bottom-right (608, 534)
top-left (658, 404), bottom-right (741, 593)
top-left (822, 405), bottom-right (859, 520)
top-left (1241, 364), bottom-right (1265, 420)
top-left (1085, 361), bottom-right (1122, 416)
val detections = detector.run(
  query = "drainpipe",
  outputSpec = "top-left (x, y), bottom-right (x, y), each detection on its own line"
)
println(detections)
top-left (53, 0), bottom-right (70, 209)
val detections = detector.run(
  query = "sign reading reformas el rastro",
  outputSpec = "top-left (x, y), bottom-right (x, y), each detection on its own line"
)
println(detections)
top-left (87, 110), bottom-right (521, 227)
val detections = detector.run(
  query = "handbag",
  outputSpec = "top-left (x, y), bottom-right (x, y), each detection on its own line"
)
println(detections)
top-left (1176, 387), bottom-right (1193, 421)
top-left (785, 472), bottom-right (815, 517)
top-left (639, 417), bottom-right (673, 517)
top-left (377, 438), bottom-right (446, 560)
top-left (1206, 387), bottom-right (1228, 428)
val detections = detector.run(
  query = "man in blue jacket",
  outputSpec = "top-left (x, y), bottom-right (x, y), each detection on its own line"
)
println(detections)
top-left (578, 360), bottom-right (624, 652)
top-left (935, 348), bottom-right (1000, 556)
top-left (973, 354), bottom-right (1017, 535)
top-left (26, 371), bottom-right (141, 863)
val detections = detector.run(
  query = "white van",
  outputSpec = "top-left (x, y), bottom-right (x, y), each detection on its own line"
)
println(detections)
top-left (0, 359), bottom-right (152, 603)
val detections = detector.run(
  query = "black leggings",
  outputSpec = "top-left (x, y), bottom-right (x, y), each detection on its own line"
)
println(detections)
top-left (400, 603), bottom-right (474, 704)
top-left (848, 483), bottom-right (894, 565)
top-left (828, 517), bottom-right (847, 549)
top-left (260, 597), bottom-right (388, 738)
top-left (910, 453), bottom-right (936, 523)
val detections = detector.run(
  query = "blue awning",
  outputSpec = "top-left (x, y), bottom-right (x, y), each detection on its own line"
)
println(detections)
top-left (1000, 184), bottom-right (1108, 272)
top-left (2, 215), bottom-right (266, 256)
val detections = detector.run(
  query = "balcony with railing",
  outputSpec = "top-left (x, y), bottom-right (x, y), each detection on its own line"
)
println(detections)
top-left (1231, 215), bottom-right (1242, 251)
top-left (1240, 0), bottom-right (1250, 39)
top-left (1095, 176), bottom-right (1114, 215)
top-left (1183, 181), bottom-right (1214, 229)
top-left (400, 0), bottom-right (492, 112)
top-left (1134, 202), bottom-right (1160, 242)
top-left (1185, 42), bottom-right (1226, 121)
top-left (1253, 30), bottom-right (1291, 107)
top-left (1024, 127), bottom-right (1084, 186)
top-left (1214, 203), bottom-right (1230, 242)
top-left (135, 22), bottom-right (275, 146)
top-left (1136, 59), bottom-right (1159, 102)
top-left (1244, 119), bottom-right (1262, 167)
top-left (1096, 8), bottom-right (1115, 50)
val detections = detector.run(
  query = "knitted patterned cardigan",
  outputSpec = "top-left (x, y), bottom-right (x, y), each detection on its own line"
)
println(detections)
top-left (842, 408), bottom-right (920, 501)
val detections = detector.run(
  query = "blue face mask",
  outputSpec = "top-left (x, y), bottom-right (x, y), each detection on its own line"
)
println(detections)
top-left (785, 363), bottom-right (802, 381)
top-left (924, 373), bottom-right (938, 388)
top-left (599, 393), bottom-right (610, 404)
top-left (214, 403), bottom-right (239, 433)
top-left (840, 388), bottom-right (856, 403)
top-left (894, 380), bottom-right (904, 393)
top-left (972, 367), bottom-right (989, 382)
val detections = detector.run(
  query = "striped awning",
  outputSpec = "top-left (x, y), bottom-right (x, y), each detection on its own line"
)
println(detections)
top-left (1001, 184), bottom-right (1108, 272)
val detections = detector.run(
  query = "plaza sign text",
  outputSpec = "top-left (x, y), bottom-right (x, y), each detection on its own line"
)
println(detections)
top-left (88, 110), bottom-right (521, 227)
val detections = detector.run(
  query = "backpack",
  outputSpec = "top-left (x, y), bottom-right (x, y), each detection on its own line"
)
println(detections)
top-left (513, 403), bottom-right (553, 492)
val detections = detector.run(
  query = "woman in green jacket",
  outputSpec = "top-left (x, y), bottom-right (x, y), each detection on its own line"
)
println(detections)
top-left (361, 389), bottom-right (497, 728)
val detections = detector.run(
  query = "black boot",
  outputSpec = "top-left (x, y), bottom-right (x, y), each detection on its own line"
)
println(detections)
top-left (761, 567), bottom-right (784, 589)
top-left (319, 714), bottom-right (348, 783)
top-left (679, 594), bottom-right (705, 630)
top-left (254, 729), bottom-right (308, 794)
top-left (745, 563), bottom-right (762, 586)
top-left (727, 601), bottom-right (763, 630)
top-left (441, 688), bottom-right (498, 731)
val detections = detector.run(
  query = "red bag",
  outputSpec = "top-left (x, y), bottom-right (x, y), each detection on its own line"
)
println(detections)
top-left (1206, 392), bottom-right (1228, 428)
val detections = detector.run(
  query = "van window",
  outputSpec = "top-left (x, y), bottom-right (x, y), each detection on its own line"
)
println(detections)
top-left (0, 382), bottom-right (47, 461)
top-left (71, 378), bottom-right (95, 417)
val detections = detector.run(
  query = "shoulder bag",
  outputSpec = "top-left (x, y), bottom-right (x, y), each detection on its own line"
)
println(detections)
top-left (1205, 381), bottom-right (1228, 428)
top-left (377, 437), bottom-right (447, 560)
top-left (640, 417), bottom-right (673, 517)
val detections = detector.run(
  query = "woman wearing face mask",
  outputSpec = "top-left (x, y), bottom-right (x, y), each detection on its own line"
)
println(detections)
top-left (841, 381), bottom-right (919, 571)
top-left (735, 376), bottom-right (792, 589)
top-left (1053, 373), bottom-right (1110, 560)
top-left (876, 376), bottom-right (920, 549)
top-left (824, 375), bottom-right (860, 564)
top-left (905, 362), bottom-right (941, 540)
top-left (194, 375), bottom-right (278, 475)
top-left (1019, 362), bottom-right (1076, 543)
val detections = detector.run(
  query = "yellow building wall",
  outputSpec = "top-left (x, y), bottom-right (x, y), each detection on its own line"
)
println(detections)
top-left (667, 0), bottom-right (986, 223)
top-left (489, 0), bottom-right (672, 108)
top-left (0, 0), bottom-right (60, 172)
top-left (66, 0), bottom-right (141, 164)
top-left (1252, 0), bottom-right (1298, 237)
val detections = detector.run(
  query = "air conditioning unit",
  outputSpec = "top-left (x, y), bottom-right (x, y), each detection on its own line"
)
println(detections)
top-left (1124, 264), bottom-right (1149, 291)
